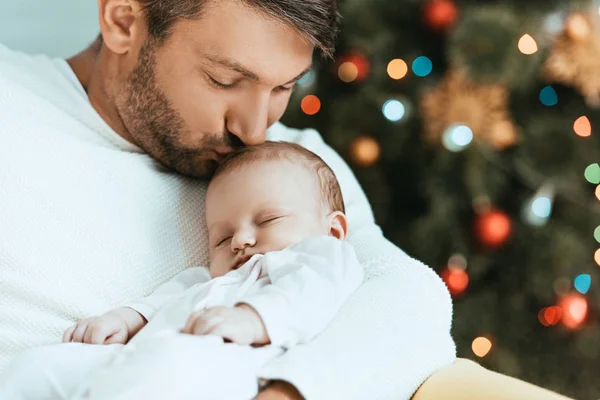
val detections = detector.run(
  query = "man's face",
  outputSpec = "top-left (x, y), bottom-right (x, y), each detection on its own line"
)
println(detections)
top-left (115, 0), bottom-right (314, 178)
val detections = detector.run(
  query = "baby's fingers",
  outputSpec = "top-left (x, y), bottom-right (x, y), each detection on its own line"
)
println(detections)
top-left (71, 321), bottom-right (89, 343)
top-left (62, 324), bottom-right (78, 343)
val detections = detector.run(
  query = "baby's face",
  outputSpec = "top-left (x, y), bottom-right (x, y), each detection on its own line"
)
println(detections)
top-left (206, 160), bottom-right (329, 278)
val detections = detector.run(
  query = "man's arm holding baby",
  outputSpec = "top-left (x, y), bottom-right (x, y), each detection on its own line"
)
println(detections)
top-left (254, 125), bottom-right (456, 400)
top-left (63, 266), bottom-right (210, 344)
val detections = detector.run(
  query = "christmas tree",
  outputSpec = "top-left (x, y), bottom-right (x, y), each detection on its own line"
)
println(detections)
top-left (282, 1), bottom-right (600, 398)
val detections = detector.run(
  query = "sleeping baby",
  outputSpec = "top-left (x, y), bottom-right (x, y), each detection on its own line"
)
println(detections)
top-left (0, 141), bottom-right (364, 400)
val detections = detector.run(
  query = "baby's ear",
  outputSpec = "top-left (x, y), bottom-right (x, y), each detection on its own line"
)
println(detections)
top-left (327, 211), bottom-right (348, 240)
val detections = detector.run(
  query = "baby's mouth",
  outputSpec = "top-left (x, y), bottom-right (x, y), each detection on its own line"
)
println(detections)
top-left (233, 254), bottom-right (252, 270)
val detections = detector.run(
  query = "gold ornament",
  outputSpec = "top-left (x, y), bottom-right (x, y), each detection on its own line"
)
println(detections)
top-left (544, 11), bottom-right (600, 107)
top-left (420, 70), bottom-right (519, 150)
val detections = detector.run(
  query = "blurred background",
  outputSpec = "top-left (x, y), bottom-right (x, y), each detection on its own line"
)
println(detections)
top-left (1, 0), bottom-right (598, 399)
top-left (282, 1), bottom-right (600, 399)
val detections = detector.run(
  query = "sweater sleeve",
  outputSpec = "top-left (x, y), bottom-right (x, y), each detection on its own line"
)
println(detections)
top-left (259, 124), bottom-right (456, 400)
top-left (238, 236), bottom-right (364, 348)
top-left (126, 267), bottom-right (211, 321)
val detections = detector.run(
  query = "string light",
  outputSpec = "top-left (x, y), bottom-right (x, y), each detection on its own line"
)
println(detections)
top-left (518, 34), bottom-right (538, 55)
top-left (387, 59), bottom-right (408, 80)
top-left (553, 277), bottom-right (571, 296)
top-left (574, 274), bottom-right (591, 294)
top-left (297, 71), bottom-right (315, 87)
top-left (472, 337), bottom-right (492, 357)
top-left (412, 56), bottom-right (433, 77)
top-left (338, 62), bottom-right (359, 83)
top-left (559, 293), bottom-right (588, 329)
top-left (442, 124), bottom-right (473, 152)
top-left (539, 306), bottom-right (562, 327)
top-left (350, 136), bottom-right (381, 167)
top-left (382, 99), bottom-right (406, 122)
top-left (573, 116), bottom-right (592, 137)
top-left (539, 86), bottom-right (558, 106)
top-left (523, 183), bottom-right (554, 227)
top-left (301, 95), bottom-right (321, 115)
top-left (440, 267), bottom-right (469, 296)
top-left (584, 164), bottom-right (600, 184)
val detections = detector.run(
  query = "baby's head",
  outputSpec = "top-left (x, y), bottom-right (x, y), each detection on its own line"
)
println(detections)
top-left (205, 141), bottom-right (347, 278)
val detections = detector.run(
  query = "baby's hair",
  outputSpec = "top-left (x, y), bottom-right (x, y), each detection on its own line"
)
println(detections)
top-left (212, 141), bottom-right (345, 214)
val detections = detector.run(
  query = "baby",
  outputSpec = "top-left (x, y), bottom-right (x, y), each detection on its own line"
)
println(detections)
top-left (0, 141), bottom-right (364, 400)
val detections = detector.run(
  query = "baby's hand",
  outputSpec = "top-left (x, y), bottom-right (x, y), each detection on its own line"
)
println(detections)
top-left (62, 308), bottom-right (145, 345)
top-left (182, 304), bottom-right (270, 346)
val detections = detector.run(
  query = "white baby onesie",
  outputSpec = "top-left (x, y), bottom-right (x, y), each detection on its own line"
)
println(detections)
top-left (0, 236), bottom-right (364, 400)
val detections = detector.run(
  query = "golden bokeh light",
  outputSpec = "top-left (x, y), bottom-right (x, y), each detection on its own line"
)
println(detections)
top-left (518, 34), bottom-right (538, 55)
top-left (472, 337), bottom-right (492, 357)
top-left (350, 136), bottom-right (381, 167)
top-left (595, 248), bottom-right (600, 266)
top-left (338, 62), bottom-right (359, 83)
top-left (387, 59), bottom-right (408, 80)
top-left (573, 116), bottom-right (592, 137)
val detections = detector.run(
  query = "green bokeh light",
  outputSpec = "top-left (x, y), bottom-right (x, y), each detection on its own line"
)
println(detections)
top-left (584, 164), bottom-right (600, 184)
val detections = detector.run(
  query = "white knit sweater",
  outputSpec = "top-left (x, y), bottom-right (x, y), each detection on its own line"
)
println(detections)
top-left (0, 43), bottom-right (456, 399)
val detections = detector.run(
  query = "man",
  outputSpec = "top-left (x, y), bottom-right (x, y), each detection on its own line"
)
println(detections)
top-left (0, 0), bottom-right (570, 399)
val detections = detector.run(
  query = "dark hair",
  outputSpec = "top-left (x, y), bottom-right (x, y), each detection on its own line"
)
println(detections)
top-left (136, 0), bottom-right (340, 58)
top-left (211, 141), bottom-right (345, 214)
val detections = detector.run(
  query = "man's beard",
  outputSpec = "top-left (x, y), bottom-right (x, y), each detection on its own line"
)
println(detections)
top-left (116, 40), bottom-right (234, 179)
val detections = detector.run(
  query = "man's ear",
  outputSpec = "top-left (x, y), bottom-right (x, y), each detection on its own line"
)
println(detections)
top-left (327, 211), bottom-right (348, 241)
top-left (97, 0), bottom-right (144, 55)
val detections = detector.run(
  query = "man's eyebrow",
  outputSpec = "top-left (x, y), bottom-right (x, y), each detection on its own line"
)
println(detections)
top-left (205, 54), bottom-right (312, 86)
top-left (205, 54), bottom-right (260, 81)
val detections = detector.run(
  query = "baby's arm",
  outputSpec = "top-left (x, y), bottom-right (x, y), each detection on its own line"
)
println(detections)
top-left (63, 267), bottom-right (210, 345)
top-left (238, 235), bottom-right (364, 348)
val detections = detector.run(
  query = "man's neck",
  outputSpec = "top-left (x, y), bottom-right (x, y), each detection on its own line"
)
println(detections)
top-left (66, 38), bottom-right (137, 145)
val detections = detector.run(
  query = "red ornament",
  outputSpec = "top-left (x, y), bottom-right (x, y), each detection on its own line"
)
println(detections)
top-left (474, 209), bottom-right (512, 249)
top-left (423, 0), bottom-right (458, 31)
top-left (559, 293), bottom-right (588, 329)
top-left (440, 267), bottom-right (469, 296)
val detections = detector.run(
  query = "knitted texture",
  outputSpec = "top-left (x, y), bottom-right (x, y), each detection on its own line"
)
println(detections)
top-left (0, 43), bottom-right (455, 398)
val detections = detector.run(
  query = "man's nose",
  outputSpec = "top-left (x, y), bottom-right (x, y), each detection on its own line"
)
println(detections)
top-left (226, 92), bottom-right (270, 146)
top-left (231, 229), bottom-right (257, 253)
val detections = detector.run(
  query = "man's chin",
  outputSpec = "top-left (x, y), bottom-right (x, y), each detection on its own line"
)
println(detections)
top-left (171, 157), bottom-right (220, 180)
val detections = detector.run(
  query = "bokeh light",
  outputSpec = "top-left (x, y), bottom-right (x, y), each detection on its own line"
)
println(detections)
top-left (448, 253), bottom-right (468, 271)
top-left (531, 197), bottom-right (552, 218)
top-left (585, 164), bottom-right (600, 184)
top-left (338, 62), bottom-right (359, 83)
top-left (296, 70), bottom-right (315, 87)
top-left (574, 274), bottom-right (591, 295)
top-left (382, 99), bottom-right (406, 122)
top-left (472, 337), bottom-right (492, 357)
top-left (518, 34), bottom-right (538, 55)
top-left (574, 116), bottom-right (592, 137)
top-left (596, 185), bottom-right (600, 201)
top-left (539, 306), bottom-right (563, 327)
top-left (440, 267), bottom-right (469, 296)
top-left (566, 13), bottom-right (591, 41)
top-left (595, 226), bottom-right (600, 243)
top-left (442, 124), bottom-right (473, 152)
top-left (350, 136), bottom-right (381, 167)
top-left (301, 95), bottom-right (321, 116)
top-left (387, 59), bottom-right (408, 80)
top-left (553, 277), bottom-right (571, 297)
top-left (412, 56), bottom-right (433, 77)
top-left (539, 86), bottom-right (558, 106)
top-left (559, 293), bottom-right (588, 329)
top-left (595, 248), bottom-right (600, 266)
